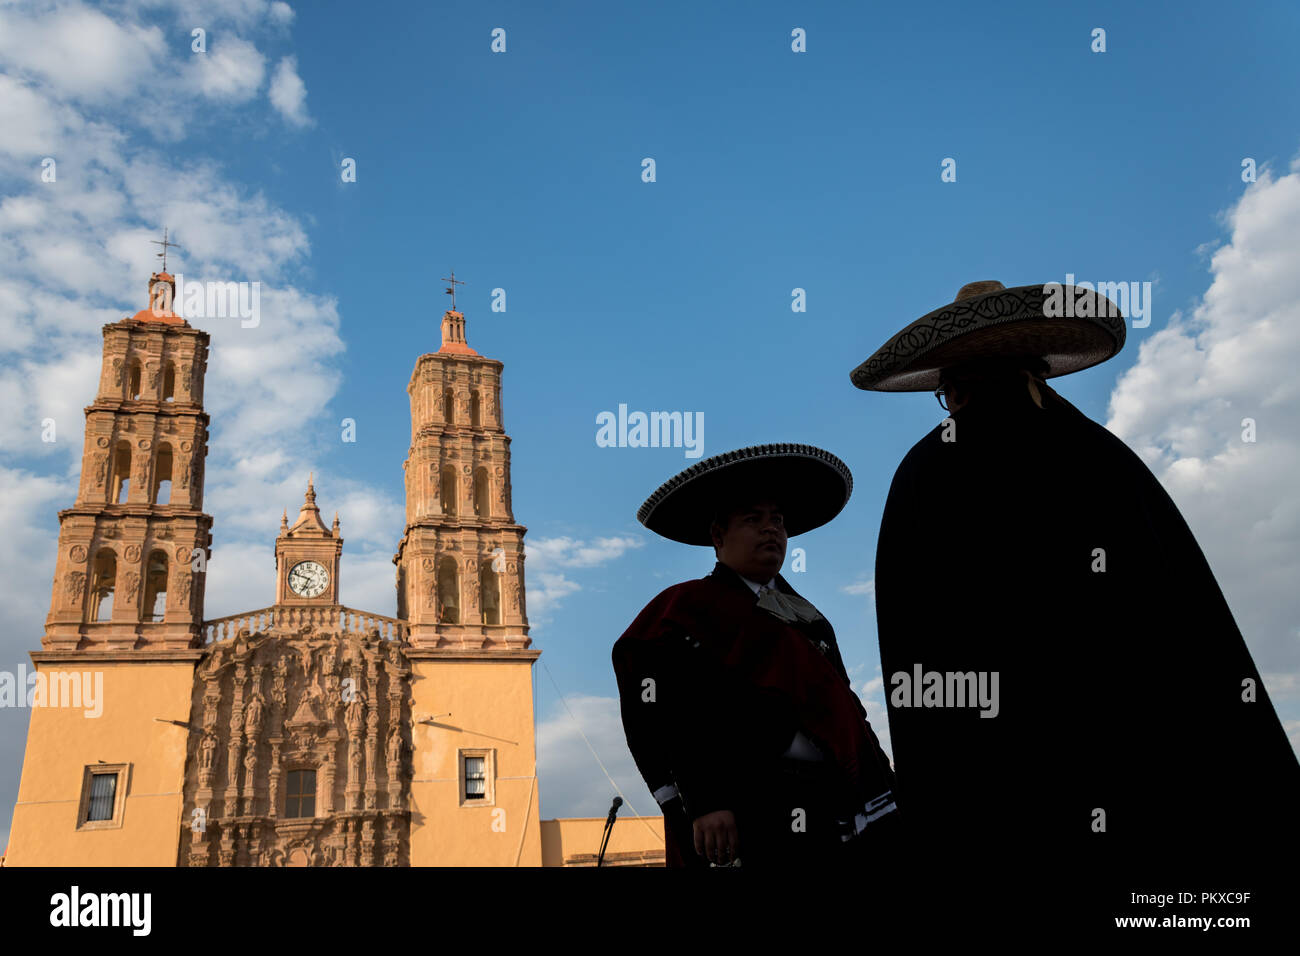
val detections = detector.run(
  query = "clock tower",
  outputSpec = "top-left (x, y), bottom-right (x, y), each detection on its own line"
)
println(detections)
top-left (275, 476), bottom-right (343, 605)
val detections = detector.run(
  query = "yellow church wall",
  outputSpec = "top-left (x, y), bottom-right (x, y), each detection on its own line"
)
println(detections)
top-left (4, 655), bottom-right (198, 867)
top-left (540, 815), bottom-right (665, 866)
top-left (407, 653), bottom-right (543, 866)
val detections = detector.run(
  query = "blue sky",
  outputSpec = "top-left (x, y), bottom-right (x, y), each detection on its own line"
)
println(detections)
top-left (2, 0), bottom-right (1299, 843)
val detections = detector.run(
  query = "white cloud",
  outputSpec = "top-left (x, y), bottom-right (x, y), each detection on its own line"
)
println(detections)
top-left (1106, 155), bottom-right (1300, 723)
top-left (0, 466), bottom-right (74, 638)
top-left (0, 2), bottom-right (166, 104)
top-left (0, 0), bottom-right (349, 638)
top-left (0, 73), bottom-right (90, 158)
top-left (0, 2), bottom-right (309, 142)
top-left (187, 34), bottom-right (266, 102)
top-left (842, 577), bottom-right (875, 598)
top-left (523, 535), bottom-right (644, 621)
top-left (536, 693), bottom-right (657, 820)
top-left (268, 55), bottom-right (309, 126)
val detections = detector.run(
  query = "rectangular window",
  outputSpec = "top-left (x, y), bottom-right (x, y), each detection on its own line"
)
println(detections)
top-left (459, 750), bottom-right (495, 806)
top-left (77, 763), bottom-right (129, 830)
top-left (285, 769), bottom-right (316, 818)
top-left (87, 773), bottom-right (116, 821)
top-left (465, 757), bottom-right (485, 799)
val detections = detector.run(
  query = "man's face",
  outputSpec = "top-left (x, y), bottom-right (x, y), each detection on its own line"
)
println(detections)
top-left (711, 497), bottom-right (787, 581)
top-left (942, 382), bottom-right (972, 414)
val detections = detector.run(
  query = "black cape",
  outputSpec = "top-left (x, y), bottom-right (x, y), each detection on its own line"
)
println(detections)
top-left (874, 384), bottom-right (1300, 881)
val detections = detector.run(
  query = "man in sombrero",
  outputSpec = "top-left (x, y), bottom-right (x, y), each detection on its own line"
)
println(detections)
top-left (612, 444), bottom-right (899, 868)
top-left (852, 280), bottom-right (1299, 879)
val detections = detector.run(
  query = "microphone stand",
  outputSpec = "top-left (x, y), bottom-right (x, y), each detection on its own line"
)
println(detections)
top-left (596, 796), bottom-right (623, 867)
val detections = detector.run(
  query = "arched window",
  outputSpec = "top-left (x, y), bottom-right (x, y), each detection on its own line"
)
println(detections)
top-left (110, 441), bottom-right (131, 503)
top-left (437, 557), bottom-right (460, 625)
top-left (473, 468), bottom-right (489, 517)
top-left (90, 549), bottom-right (116, 621)
top-left (440, 466), bottom-right (458, 516)
top-left (285, 769), bottom-right (316, 818)
top-left (443, 387), bottom-right (455, 424)
top-left (153, 443), bottom-right (173, 504)
top-left (471, 391), bottom-right (481, 427)
top-left (162, 363), bottom-right (175, 402)
top-left (143, 550), bottom-right (168, 622)
top-left (128, 359), bottom-right (142, 400)
top-left (479, 564), bottom-right (501, 625)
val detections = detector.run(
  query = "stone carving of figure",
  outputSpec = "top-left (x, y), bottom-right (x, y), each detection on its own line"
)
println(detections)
top-left (244, 694), bottom-right (264, 736)
top-left (200, 732), bottom-right (217, 770)
top-left (349, 744), bottom-right (363, 781)
top-left (64, 571), bottom-right (86, 604)
top-left (92, 452), bottom-right (108, 489)
top-left (386, 727), bottom-right (402, 771)
top-left (146, 362), bottom-right (159, 390)
top-left (123, 571), bottom-right (140, 607)
top-left (346, 694), bottom-right (365, 731)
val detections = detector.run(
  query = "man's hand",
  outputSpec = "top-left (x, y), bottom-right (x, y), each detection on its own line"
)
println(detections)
top-left (692, 809), bottom-right (739, 864)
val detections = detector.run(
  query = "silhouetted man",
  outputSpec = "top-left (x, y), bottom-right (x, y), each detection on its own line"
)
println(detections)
top-left (852, 279), bottom-right (1299, 886)
top-left (613, 444), bottom-right (898, 868)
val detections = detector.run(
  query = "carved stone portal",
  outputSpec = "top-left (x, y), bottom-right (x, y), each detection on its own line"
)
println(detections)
top-left (179, 622), bottom-right (411, 866)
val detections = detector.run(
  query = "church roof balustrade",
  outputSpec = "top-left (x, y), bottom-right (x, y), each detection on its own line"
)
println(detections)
top-left (203, 605), bottom-right (408, 644)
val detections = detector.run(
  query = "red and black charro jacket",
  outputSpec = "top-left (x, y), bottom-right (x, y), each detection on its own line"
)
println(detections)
top-left (612, 561), bottom-right (895, 867)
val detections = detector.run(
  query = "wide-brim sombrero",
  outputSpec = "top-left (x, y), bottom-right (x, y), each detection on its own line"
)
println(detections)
top-left (850, 280), bottom-right (1127, 392)
top-left (637, 443), bottom-right (852, 546)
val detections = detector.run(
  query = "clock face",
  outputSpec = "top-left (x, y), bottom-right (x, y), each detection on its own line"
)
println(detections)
top-left (288, 560), bottom-right (329, 598)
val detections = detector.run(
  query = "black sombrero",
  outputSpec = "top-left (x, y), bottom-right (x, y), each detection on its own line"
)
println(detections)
top-left (636, 443), bottom-right (853, 546)
top-left (850, 280), bottom-right (1127, 392)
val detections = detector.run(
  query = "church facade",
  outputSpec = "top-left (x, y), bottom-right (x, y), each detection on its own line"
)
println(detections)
top-left (3, 269), bottom-right (664, 867)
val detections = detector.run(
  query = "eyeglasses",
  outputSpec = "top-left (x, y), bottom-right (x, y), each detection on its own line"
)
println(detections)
top-left (934, 385), bottom-right (949, 411)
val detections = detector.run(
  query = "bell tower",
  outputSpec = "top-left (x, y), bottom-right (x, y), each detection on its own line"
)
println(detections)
top-left (393, 280), bottom-right (542, 867)
top-left (6, 255), bottom-right (216, 868)
top-left (274, 476), bottom-right (344, 606)
top-left (43, 269), bottom-right (213, 650)
top-left (393, 300), bottom-right (529, 649)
